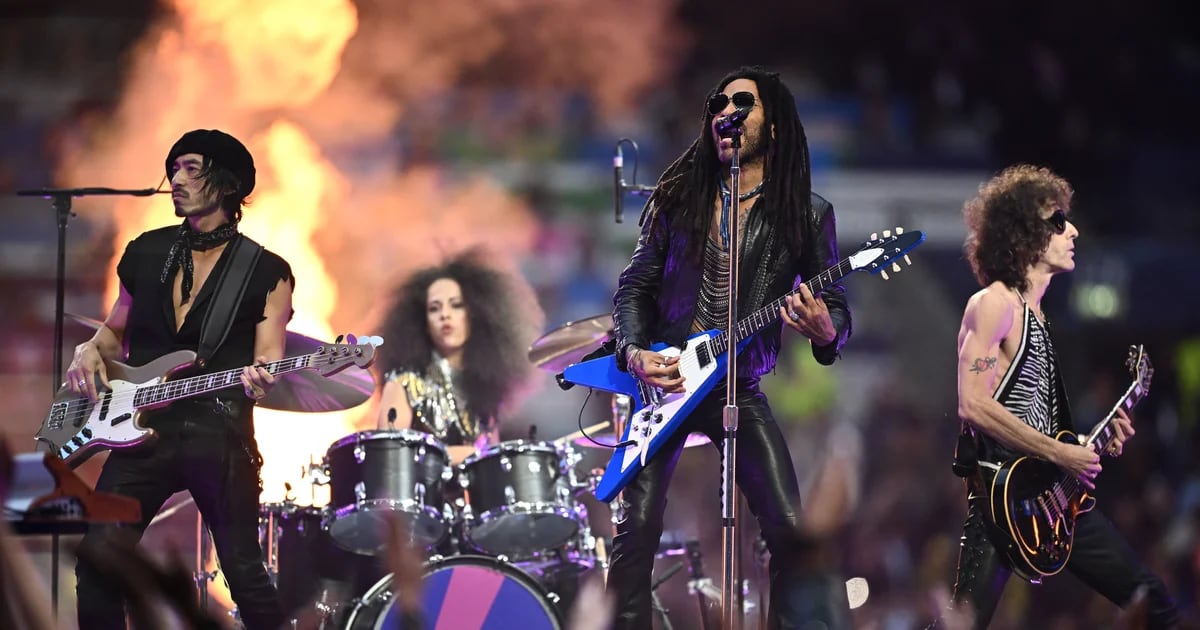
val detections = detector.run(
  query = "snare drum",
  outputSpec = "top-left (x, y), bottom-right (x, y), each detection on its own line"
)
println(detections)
top-left (458, 440), bottom-right (583, 559)
top-left (324, 430), bottom-right (451, 554)
top-left (342, 555), bottom-right (563, 630)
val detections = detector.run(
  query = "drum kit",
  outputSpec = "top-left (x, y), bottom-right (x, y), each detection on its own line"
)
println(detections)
top-left (242, 314), bottom-right (711, 629)
top-left (70, 311), bottom-right (715, 627)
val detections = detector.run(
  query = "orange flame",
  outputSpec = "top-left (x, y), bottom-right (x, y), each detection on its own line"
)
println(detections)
top-left (58, 0), bottom-right (682, 615)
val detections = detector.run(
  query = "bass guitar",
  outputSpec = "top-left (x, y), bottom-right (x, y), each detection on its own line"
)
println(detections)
top-left (988, 344), bottom-right (1153, 581)
top-left (35, 336), bottom-right (380, 467)
top-left (563, 228), bottom-right (925, 502)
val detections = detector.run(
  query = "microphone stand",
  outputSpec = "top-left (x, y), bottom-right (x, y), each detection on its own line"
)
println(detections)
top-left (14, 186), bottom-right (162, 395)
top-left (614, 138), bottom-right (656, 223)
top-left (720, 125), bottom-right (744, 630)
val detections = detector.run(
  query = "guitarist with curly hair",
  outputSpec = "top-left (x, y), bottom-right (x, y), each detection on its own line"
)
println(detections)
top-left (940, 164), bottom-right (1177, 628)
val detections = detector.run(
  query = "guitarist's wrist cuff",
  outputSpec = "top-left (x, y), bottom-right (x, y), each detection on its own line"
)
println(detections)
top-left (627, 347), bottom-right (643, 369)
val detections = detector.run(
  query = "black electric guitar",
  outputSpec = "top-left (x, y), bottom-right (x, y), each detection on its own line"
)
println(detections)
top-left (35, 337), bottom-right (380, 467)
top-left (988, 345), bottom-right (1153, 581)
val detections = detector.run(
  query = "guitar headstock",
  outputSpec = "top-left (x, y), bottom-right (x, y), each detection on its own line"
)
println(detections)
top-left (315, 334), bottom-right (384, 375)
top-left (848, 227), bottom-right (927, 280)
top-left (1126, 344), bottom-right (1153, 394)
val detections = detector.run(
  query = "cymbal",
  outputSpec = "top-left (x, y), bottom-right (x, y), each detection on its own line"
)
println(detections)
top-left (67, 313), bottom-right (375, 413)
top-left (574, 431), bottom-right (710, 450)
top-left (528, 313), bottom-right (613, 373)
top-left (258, 331), bottom-right (376, 412)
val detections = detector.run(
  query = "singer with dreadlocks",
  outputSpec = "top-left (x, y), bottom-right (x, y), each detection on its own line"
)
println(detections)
top-left (607, 66), bottom-right (853, 628)
top-left (68, 129), bottom-right (292, 629)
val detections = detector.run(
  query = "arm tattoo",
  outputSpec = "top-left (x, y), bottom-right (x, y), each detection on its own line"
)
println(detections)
top-left (969, 356), bottom-right (998, 374)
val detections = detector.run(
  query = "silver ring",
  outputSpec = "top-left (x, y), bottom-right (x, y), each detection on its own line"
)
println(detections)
top-left (78, 379), bottom-right (86, 388)
top-left (788, 310), bottom-right (800, 322)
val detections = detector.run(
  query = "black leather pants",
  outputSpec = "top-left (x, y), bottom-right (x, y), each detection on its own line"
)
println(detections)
top-left (946, 479), bottom-right (1178, 629)
top-left (606, 384), bottom-right (851, 629)
top-left (76, 415), bottom-right (284, 630)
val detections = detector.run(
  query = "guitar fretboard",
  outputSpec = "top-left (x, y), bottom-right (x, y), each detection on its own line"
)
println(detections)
top-left (1086, 377), bottom-right (1148, 454)
top-left (131, 354), bottom-right (317, 407)
top-left (708, 258), bottom-right (853, 356)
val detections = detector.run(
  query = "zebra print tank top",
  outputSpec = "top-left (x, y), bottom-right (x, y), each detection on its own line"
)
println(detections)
top-left (992, 302), bottom-right (1061, 436)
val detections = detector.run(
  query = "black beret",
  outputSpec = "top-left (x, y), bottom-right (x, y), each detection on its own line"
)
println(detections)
top-left (165, 129), bottom-right (256, 196)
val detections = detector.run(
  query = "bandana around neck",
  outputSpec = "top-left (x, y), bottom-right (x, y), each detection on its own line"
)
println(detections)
top-left (159, 219), bottom-right (240, 304)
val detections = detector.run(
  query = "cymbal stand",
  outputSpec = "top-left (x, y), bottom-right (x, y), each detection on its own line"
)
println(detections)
top-left (651, 561), bottom-right (684, 630)
top-left (596, 393), bottom-right (631, 582)
top-left (752, 535), bottom-right (768, 630)
top-left (685, 540), bottom-right (715, 630)
top-left (194, 513), bottom-right (218, 612)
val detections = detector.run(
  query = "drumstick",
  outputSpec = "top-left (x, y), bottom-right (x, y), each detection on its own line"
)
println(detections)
top-left (555, 421), bottom-right (611, 444)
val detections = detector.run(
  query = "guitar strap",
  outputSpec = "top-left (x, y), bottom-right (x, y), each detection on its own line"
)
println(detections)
top-left (196, 234), bottom-right (264, 368)
top-left (1047, 330), bottom-right (1075, 434)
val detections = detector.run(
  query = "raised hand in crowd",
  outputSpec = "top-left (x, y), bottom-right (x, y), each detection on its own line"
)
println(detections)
top-left (75, 528), bottom-right (222, 630)
top-left (0, 438), bottom-right (56, 630)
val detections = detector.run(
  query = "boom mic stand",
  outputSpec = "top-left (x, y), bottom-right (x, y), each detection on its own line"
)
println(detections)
top-left (614, 138), bottom-right (656, 224)
top-left (14, 186), bottom-right (165, 394)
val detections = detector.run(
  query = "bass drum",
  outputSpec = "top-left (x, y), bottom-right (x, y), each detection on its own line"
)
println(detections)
top-left (342, 555), bottom-right (562, 630)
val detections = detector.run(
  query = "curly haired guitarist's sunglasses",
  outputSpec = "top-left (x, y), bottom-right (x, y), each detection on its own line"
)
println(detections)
top-left (1045, 209), bottom-right (1068, 234)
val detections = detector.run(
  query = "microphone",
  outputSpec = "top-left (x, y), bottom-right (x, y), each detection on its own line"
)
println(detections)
top-left (614, 146), bottom-right (625, 223)
top-left (387, 407), bottom-right (397, 430)
top-left (715, 106), bottom-right (753, 137)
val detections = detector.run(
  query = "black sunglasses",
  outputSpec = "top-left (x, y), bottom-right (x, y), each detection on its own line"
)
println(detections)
top-left (1045, 209), bottom-right (1068, 234)
top-left (707, 91), bottom-right (756, 116)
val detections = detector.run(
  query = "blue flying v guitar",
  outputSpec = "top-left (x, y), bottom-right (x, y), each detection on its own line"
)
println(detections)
top-left (564, 228), bottom-right (926, 502)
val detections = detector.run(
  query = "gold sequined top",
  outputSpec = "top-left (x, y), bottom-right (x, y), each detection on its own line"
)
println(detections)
top-left (385, 356), bottom-right (486, 446)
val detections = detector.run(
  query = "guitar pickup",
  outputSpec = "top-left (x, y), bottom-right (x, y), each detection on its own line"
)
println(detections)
top-left (110, 413), bottom-right (132, 427)
top-left (696, 343), bottom-right (712, 368)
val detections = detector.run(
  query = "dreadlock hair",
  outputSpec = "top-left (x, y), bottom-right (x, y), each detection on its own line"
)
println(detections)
top-left (377, 247), bottom-right (544, 422)
top-left (642, 65), bottom-right (813, 262)
top-left (964, 164), bottom-right (1074, 294)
